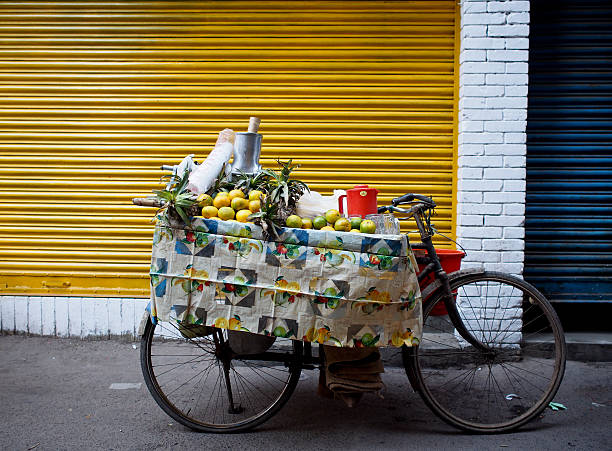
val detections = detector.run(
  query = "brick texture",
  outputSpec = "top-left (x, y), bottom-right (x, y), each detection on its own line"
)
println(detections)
top-left (457, 0), bottom-right (530, 343)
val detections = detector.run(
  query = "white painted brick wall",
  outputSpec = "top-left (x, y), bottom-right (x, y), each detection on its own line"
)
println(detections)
top-left (458, 0), bottom-right (530, 344)
top-left (0, 296), bottom-right (148, 339)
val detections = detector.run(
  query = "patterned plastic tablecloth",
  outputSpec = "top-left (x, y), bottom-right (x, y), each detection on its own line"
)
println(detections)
top-left (149, 218), bottom-right (422, 348)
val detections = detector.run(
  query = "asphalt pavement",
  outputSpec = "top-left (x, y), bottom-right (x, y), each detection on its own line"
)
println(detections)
top-left (0, 335), bottom-right (610, 451)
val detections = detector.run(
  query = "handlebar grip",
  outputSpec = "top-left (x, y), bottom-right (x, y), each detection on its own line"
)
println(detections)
top-left (392, 193), bottom-right (437, 208)
top-left (161, 165), bottom-right (175, 171)
top-left (392, 193), bottom-right (415, 205)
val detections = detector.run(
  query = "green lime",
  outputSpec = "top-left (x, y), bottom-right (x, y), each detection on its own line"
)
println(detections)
top-left (273, 326), bottom-right (286, 337)
top-left (361, 333), bottom-right (374, 346)
top-left (349, 217), bottom-right (362, 230)
top-left (312, 216), bottom-right (327, 230)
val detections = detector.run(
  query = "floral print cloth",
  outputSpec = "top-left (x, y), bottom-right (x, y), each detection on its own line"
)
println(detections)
top-left (149, 217), bottom-right (422, 348)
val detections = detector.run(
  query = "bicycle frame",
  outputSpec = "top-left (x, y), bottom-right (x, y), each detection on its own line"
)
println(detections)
top-left (391, 202), bottom-right (489, 352)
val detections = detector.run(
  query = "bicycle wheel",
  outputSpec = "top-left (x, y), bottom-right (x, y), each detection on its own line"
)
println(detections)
top-left (140, 317), bottom-right (303, 433)
top-left (404, 271), bottom-right (566, 433)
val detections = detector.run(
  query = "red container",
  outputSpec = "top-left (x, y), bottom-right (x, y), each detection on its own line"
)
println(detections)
top-left (414, 248), bottom-right (465, 316)
top-left (338, 185), bottom-right (379, 218)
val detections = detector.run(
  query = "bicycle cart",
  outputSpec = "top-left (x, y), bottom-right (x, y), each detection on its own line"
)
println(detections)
top-left (136, 193), bottom-right (566, 434)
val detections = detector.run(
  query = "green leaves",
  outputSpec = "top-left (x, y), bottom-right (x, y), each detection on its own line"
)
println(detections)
top-left (206, 163), bottom-right (233, 197)
top-left (261, 159), bottom-right (310, 212)
top-left (153, 169), bottom-right (197, 226)
top-left (233, 169), bottom-right (270, 194)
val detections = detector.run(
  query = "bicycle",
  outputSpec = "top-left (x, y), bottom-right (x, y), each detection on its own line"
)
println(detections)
top-left (139, 193), bottom-right (566, 434)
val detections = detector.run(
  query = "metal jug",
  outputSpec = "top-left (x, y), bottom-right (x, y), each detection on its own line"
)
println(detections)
top-left (230, 117), bottom-right (262, 176)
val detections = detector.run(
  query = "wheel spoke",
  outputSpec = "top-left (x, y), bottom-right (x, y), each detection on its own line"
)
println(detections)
top-left (141, 319), bottom-right (302, 432)
top-left (405, 272), bottom-right (566, 433)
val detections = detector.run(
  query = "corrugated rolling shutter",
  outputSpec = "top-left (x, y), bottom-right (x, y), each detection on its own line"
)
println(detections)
top-left (0, 1), bottom-right (457, 297)
top-left (525, 0), bottom-right (612, 303)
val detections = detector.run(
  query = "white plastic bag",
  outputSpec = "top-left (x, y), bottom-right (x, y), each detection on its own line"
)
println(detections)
top-left (297, 189), bottom-right (346, 218)
top-left (187, 129), bottom-right (235, 194)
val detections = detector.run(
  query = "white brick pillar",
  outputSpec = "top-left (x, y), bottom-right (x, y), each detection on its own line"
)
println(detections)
top-left (457, 0), bottom-right (530, 275)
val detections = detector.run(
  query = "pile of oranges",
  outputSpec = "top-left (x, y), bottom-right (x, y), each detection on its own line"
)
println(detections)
top-left (196, 190), bottom-right (376, 234)
top-left (196, 189), bottom-right (263, 223)
top-left (285, 209), bottom-right (376, 234)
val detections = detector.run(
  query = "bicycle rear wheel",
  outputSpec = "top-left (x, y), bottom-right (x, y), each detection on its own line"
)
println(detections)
top-left (140, 317), bottom-right (302, 433)
top-left (404, 271), bottom-right (566, 433)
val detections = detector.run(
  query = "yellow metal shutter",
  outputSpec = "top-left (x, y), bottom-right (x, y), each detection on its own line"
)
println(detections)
top-left (0, 1), bottom-right (457, 297)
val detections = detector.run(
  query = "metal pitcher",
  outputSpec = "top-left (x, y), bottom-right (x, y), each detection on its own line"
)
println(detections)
top-left (230, 117), bottom-right (262, 176)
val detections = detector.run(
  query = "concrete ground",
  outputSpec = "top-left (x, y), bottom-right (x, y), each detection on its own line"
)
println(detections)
top-left (0, 335), bottom-right (611, 451)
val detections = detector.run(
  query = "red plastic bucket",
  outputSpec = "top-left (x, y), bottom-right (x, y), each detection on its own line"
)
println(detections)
top-left (415, 248), bottom-right (465, 316)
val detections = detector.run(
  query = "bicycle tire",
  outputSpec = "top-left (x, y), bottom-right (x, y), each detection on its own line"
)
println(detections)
top-left (140, 317), bottom-right (303, 433)
top-left (404, 270), bottom-right (566, 433)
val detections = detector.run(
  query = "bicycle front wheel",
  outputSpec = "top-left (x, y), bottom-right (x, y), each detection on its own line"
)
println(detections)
top-left (140, 317), bottom-right (302, 433)
top-left (404, 271), bottom-right (566, 433)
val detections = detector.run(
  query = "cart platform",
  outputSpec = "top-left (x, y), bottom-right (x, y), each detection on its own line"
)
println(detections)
top-left (149, 217), bottom-right (422, 348)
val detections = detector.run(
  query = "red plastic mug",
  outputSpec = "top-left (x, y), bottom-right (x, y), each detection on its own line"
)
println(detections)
top-left (338, 185), bottom-right (379, 218)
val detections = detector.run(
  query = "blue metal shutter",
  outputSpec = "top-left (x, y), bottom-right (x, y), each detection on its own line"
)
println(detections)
top-left (525, 0), bottom-right (612, 303)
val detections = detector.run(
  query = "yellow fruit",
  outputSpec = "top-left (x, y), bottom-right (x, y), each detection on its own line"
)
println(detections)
top-left (218, 206), bottom-right (235, 221)
top-left (325, 209), bottom-right (341, 225)
top-left (214, 317), bottom-right (228, 329)
top-left (305, 327), bottom-right (317, 342)
top-left (236, 209), bottom-right (252, 223)
top-left (360, 219), bottom-right (376, 234)
top-left (312, 216), bottom-right (327, 230)
top-left (321, 225), bottom-right (335, 231)
top-left (201, 205), bottom-right (219, 219)
top-left (391, 331), bottom-right (405, 347)
top-left (228, 189), bottom-right (245, 200)
top-left (248, 190), bottom-right (264, 201)
top-left (350, 229), bottom-right (361, 233)
top-left (213, 193), bottom-right (230, 208)
top-left (248, 199), bottom-right (261, 212)
top-left (286, 214), bottom-right (303, 228)
top-left (228, 317), bottom-right (241, 330)
top-left (301, 218), bottom-right (313, 229)
top-left (316, 327), bottom-right (331, 344)
top-left (334, 217), bottom-right (351, 232)
top-left (230, 197), bottom-right (249, 211)
top-left (196, 193), bottom-right (213, 207)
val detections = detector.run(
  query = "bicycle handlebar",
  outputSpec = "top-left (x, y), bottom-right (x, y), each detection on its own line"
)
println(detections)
top-left (392, 193), bottom-right (436, 207)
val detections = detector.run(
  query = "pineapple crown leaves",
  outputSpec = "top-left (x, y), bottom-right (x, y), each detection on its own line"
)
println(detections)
top-left (233, 169), bottom-right (271, 194)
top-left (248, 196), bottom-right (282, 240)
top-left (205, 163), bottom-right (233, 197)
top-left (261, 159), bottom-right (310, 208)
top-left (152, 169), bottom-right (197, 226)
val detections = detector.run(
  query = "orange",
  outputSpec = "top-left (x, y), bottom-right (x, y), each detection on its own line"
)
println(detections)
top-left (248, 190), bottom-right (264, 201)
top-left (213, 193), bottom-right (230, 209)
top-left (321, 225), bottom-right (335, 231)
top-left (334, 217), bottom-right (351, 232)
top-left (218, 206), bottom-right (235, 221)
top-left (350, 229), bottom-right (361, 233)
top-left (235, 209), bottom-right (252, 223)
top-left (301, 218), bottom-right (313, 229)
top-left (201, 205), bottom-right (218, 218)
top-left (360, 219), bottom-right (376, 234)
top-left (325, 209), bottom-right (341, 225)
top-left (228, 189), bottom-right (245, 200)
top-left (285, 215), bottom-right (302, 228)
top-left (196, 193), bottom-right (213, 207)
top-left (312, 216), bottom-right (327, 230)
top-left (230, 197), bottom-right (249, 211)
top-left (248, 199), bottom-right (261, 212)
